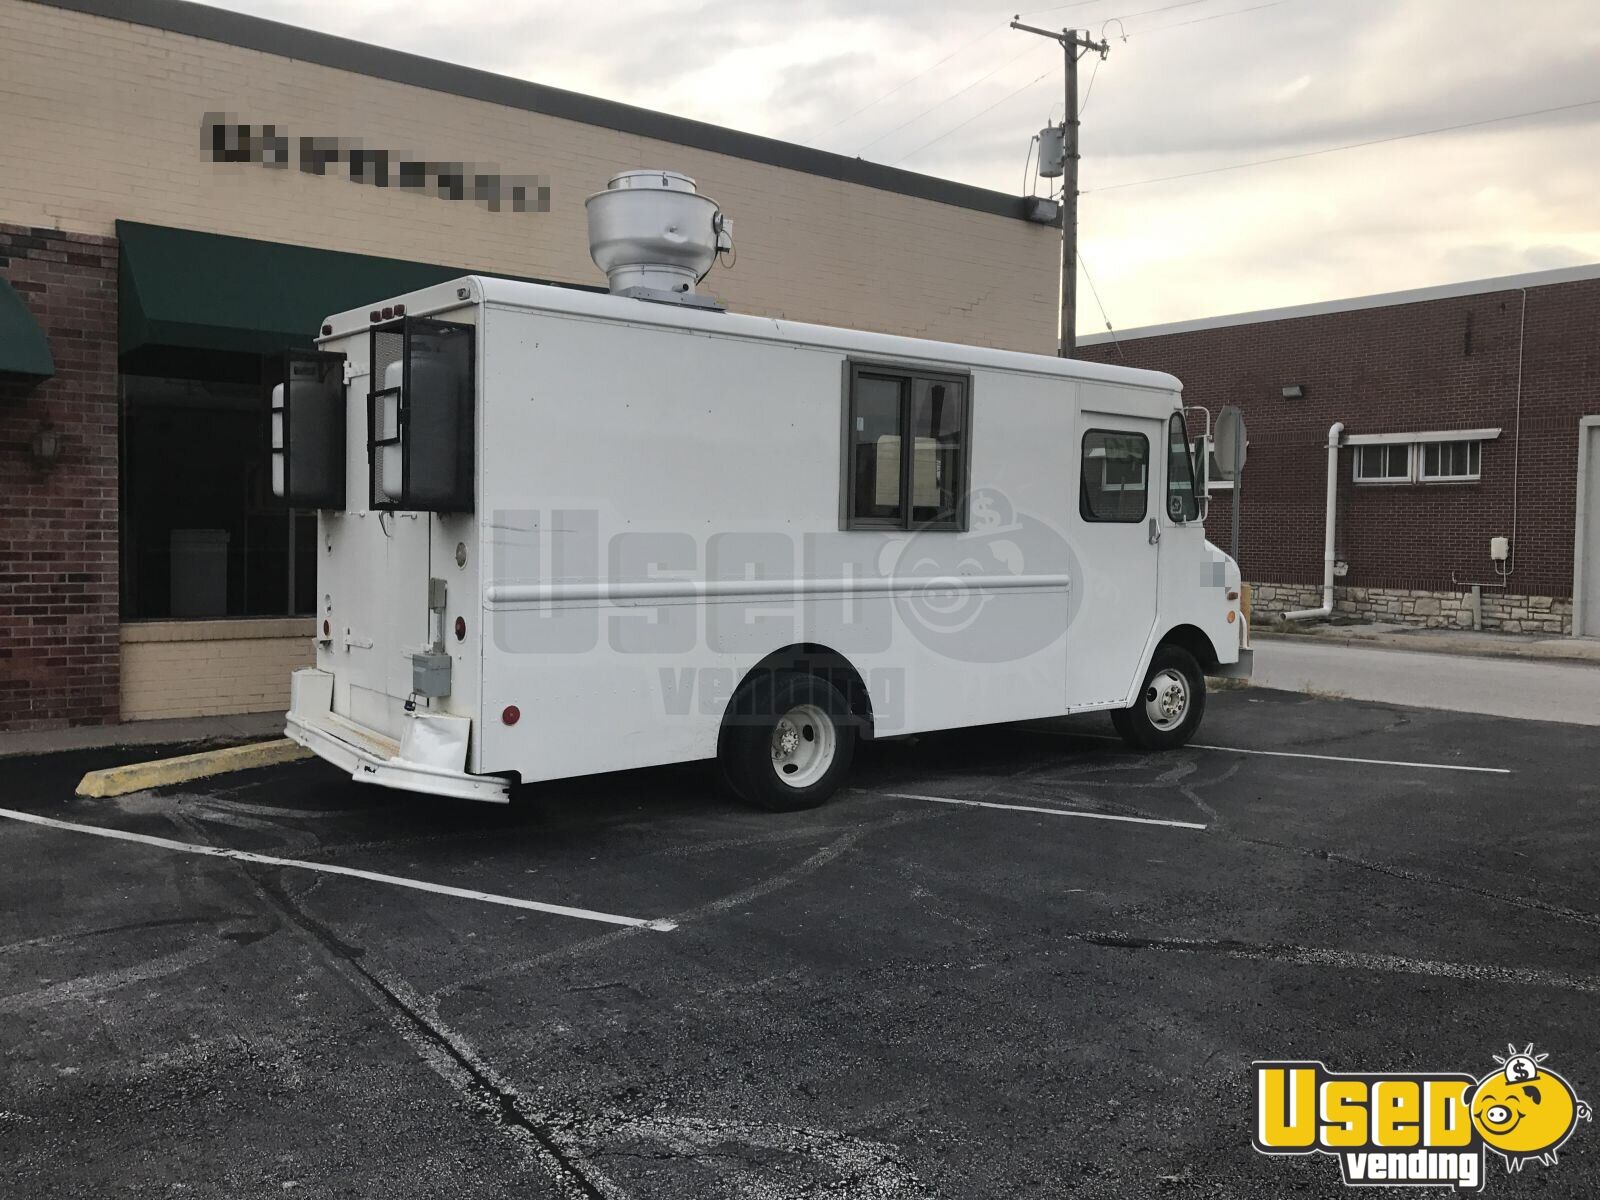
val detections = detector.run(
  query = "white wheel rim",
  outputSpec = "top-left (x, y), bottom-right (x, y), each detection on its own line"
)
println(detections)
top-left (770, 703), bottom-right (836, 788)
top-left (1144, 669), bottom-right (1189, 731)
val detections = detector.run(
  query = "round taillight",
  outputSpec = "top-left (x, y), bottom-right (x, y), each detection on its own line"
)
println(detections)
top-left (502, 705), bottom-right (521, 726)
top-left (454, 616), bottom-right (466, 641)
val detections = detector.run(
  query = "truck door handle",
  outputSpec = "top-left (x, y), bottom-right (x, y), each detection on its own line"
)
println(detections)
top-left (1148, 518), bottom-right (1161, 546)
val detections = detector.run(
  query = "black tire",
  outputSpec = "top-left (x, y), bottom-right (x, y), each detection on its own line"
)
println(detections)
top-left (1111, 644), bottom-right (1206, 751)
top-left (719, 670), bottom-right (857, 812)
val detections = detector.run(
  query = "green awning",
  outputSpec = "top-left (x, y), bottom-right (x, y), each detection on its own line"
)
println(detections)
top-left (117, 221), bottom-right (493, 355)
top-left (0, 275), bottom-right (55, 377)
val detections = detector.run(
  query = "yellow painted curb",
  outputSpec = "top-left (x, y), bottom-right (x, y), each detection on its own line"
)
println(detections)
top-left (75, 738), bottom-right (312, 798)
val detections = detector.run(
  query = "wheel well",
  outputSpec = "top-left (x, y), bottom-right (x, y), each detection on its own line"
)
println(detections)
top-left (725, 644), bottom-right (875, 737)
top-left (1158, 624), bottom-right (1222, 675)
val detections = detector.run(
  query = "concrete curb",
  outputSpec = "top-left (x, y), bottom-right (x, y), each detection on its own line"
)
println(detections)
top-left (0, 711), bottom-right (287, 760)
top-left (1252, 630), bottom-right (1600, 669)
top-left (75, 738), bottom-right (312, 798)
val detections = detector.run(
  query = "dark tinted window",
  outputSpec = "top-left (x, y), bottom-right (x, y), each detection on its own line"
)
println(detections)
top-left (910, 378), bottom-right (965, 526)
top-left (846, 365), bottom-right (968, 530)
top-left (849, 373), bottom-right (906, 524)
top-left (1080, 429), bottom-right (1149, 523)
top-left (1166, 412), bottom-right (1200, 522)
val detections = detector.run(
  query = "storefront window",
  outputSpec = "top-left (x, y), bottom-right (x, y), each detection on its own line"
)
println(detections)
top-left (121, 362), bottom-right (315, 619)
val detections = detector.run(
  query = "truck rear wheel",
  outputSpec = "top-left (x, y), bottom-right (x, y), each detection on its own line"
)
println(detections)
top-left (720, 670), bottom-right (856, 812)
top-left (1111, 644), bottom-right (1205, 751)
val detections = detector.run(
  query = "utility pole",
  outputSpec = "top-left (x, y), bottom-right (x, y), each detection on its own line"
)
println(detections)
top-left (1010, 18), bottom-right (1109, 358)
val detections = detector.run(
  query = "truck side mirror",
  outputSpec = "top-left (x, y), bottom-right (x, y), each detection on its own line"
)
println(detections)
top-left (267, 350), bottom-right (347, 509)
top-left (368, 317), bottom-right (475, 513)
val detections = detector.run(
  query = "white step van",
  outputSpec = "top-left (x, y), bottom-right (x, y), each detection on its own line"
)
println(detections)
top-left (275, 170), bottom-right (1249, 809)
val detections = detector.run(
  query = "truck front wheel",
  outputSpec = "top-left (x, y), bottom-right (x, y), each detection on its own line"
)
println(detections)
top-left (1111, 645), bottom-right (1205, 751)
top-left (719, 670), bottom-right (857, 812)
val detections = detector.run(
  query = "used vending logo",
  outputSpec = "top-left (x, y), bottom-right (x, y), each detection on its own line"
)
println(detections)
top-left (1254, 1045), bottom-right (1591, 1190)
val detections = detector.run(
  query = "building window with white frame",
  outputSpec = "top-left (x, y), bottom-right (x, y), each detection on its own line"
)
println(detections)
top-left (1353, 442), bottom-right (1412, 484)
top-left (1418, 439), bottom-right (1481, 482)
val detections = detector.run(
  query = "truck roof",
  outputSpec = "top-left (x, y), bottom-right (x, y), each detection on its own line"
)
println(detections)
top-left (320, 275), bottom-right (1184, 397)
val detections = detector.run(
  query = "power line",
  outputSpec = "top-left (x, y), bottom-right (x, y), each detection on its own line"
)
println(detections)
top-left (1016, 0), bottom-right (1113, 14)
top-left (855, 41), bottom-right (1049, 155)
top-left (856, 0), bottom-right (1292, 165)
top-left (1018, 0), bottom-right (1204, 16)
top-left (890, 67), bottom-right (1057, 165)
top-left (1020, 0), bottom-right (1218, 22)
top-left (1024, 0), bottom-right (1209, 20)
top-left (1080, 50), bottom-right (1106, 114)
top-left (816, 21), bottom-right (1005, 137)
top-left (1084, 97), bottom-right (1600, 193)
top-left (1078, 251), bottom-right (1126, 362)
top-left (1128, 0), bottom-right (1302, 37)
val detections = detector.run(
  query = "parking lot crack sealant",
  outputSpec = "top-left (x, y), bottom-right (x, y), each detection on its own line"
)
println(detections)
top-left (124, 806), bottom-right (633, 1200)
top-left (249, 868), bottom-right (630, 1200)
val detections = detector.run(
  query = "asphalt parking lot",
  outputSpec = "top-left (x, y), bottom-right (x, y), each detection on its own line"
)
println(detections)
top-left (2, 687), bottom-right (1597, 1198)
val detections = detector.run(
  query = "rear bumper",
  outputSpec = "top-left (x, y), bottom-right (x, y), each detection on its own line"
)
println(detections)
top-left (286, 671), bottom-right (509, 804)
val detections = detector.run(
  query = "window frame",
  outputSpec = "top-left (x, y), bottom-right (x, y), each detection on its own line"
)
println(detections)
top-left (1165, 411), bottom-right (1202, 523)
top-left (1417, 438), bottom-right (1482, 483)
top-left (1353, 442), bottom-right (1413, 485)
top-left (1079, 427), bottom-right (1152, 524)
top-left (841, 359), bottom-right (972, 532)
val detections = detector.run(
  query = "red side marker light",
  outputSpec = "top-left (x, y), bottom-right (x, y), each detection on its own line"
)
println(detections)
top-left (502, 705), bottom-right (521, 726)
top-left (322, 619), bottom-right (331, 636)
top-left (454, 616), bottom-right (466, 641)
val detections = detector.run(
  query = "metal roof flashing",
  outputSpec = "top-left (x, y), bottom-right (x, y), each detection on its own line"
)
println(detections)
top-left (29, 0), bottom-right (1033, 223)
top-left (1080, 261), bottom-right (1600, 346)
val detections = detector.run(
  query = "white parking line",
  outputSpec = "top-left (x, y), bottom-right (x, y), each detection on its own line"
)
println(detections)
top-left (0, 808), bottom-right (676, 932)
top-left (1030, 728), bottom-right (1510, 775)
top-left (882, 793), bottom-right (1206, 831)
top-left (1188, 743), bottom-right (1511, 775)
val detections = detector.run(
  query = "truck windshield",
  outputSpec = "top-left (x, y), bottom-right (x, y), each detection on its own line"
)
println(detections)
top-left (1167, 412), bottom-right (1201, 522)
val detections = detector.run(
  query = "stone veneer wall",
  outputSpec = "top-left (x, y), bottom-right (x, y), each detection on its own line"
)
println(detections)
top-left (1250, 582), bottom-right (1572, 635)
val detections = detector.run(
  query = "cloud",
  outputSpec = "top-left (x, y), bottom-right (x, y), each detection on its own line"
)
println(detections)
top-left (194, 0), bottom-right (1600, 330)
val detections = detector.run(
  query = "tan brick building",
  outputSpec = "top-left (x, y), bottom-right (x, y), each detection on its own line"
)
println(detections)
top-left (0, 0), bottom-right (1058, 731)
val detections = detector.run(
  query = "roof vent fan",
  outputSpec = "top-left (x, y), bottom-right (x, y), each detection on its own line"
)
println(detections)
top-left (585, 170), bottom-right (733, 310)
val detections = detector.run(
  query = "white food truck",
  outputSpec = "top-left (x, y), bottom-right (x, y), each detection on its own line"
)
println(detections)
top-left (275, 170), bottom-right (1249, 810)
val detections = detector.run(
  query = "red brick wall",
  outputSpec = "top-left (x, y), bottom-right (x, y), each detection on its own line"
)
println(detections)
top-left (0, 224), bottom-right (119, 730)
top-left (1080, 278), bottom-right (1600, 599)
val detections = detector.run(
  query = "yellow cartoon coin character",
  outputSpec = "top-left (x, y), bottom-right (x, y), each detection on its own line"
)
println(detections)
top-left (1470, 1044), bottom-right (1593, 1172)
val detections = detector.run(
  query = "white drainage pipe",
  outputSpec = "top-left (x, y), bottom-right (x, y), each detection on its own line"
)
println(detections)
top-left (1285, 421), bottom-right (1344, 621)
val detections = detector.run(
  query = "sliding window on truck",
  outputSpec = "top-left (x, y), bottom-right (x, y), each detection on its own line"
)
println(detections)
top-left (368, 317), bottom-right (475, 512)
top-left (842, 361), bottom-right (971, 531)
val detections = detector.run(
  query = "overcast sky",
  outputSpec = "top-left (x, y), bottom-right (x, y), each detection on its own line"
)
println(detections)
top-left (200, 0), bottom-right (1600, 333)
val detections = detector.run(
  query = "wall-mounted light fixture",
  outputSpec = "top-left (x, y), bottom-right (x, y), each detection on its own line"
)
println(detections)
top-left (30, 424), bottom-right (62, 467)
top-left (1023, 196), bottom-right (1062, 225)
top-left (1281, 384), bottom-right (1306, 400)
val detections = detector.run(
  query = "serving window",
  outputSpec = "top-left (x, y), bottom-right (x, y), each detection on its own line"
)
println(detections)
top-left (843, 363), bottom-right (969, 530)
